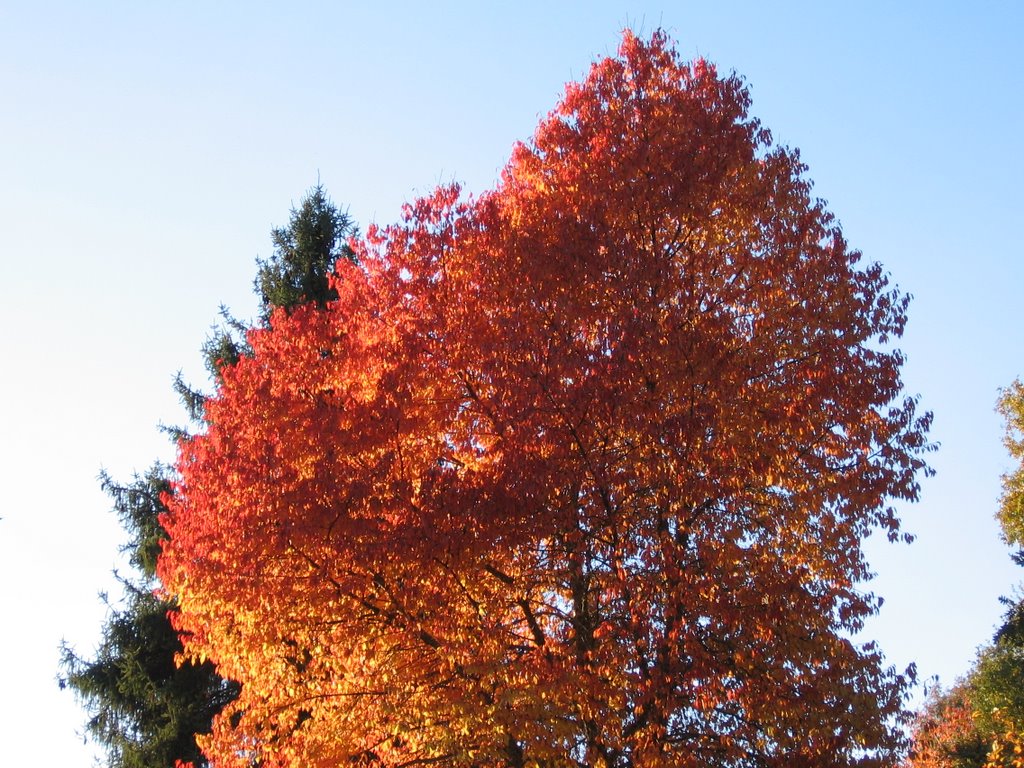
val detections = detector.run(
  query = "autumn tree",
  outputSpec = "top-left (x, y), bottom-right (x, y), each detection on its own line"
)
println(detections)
top-left (905, 382), bottom-right (1024, 768)
top-left (60, 185), bottom-right (357, 768)
top-left (971, 380), bottom-right (1024, 765)
top-left (904, 682), bottom-right (988, 768)
top-left (160, 32), bottom-right (932, 768)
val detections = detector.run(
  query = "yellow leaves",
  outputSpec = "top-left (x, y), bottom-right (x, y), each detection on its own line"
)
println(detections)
top-left (983, 709), bottom-right (1024, 768)
top-left (998, 380), bottom-right (1024, 547)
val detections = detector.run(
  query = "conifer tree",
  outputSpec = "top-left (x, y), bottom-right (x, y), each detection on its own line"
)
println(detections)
top-left (60, 185), bottom-right (357, 768)
top-left (59, 468), bottom-right (239, 768)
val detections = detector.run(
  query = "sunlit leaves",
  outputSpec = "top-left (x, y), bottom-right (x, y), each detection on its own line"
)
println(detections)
top-left (160, 30), bottom-right (930, 768)
top-left (997, 380), bottom-right (1024, 547)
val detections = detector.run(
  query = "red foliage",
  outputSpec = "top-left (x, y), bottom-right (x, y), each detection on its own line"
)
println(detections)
top-left (160, 31), bottom-right (931, 768)
top-left (904, 684), bottom-right (988, 768)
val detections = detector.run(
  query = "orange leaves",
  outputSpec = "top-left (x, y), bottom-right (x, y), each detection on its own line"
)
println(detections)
top-left (160, 30), bottom-right (930, 768)
top-left (904, 683), bottom-right (989, 768)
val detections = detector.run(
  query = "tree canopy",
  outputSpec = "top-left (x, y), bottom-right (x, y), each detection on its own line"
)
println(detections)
top-left (159, 32), bottom-right (932, 768)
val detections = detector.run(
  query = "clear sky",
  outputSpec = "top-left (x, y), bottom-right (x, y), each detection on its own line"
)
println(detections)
top-left (1, 2), bottom-right (1021, 764)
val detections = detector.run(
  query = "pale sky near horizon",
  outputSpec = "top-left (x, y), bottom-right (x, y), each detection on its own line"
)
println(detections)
top-left (1, 2), bottom-right (1022, 764)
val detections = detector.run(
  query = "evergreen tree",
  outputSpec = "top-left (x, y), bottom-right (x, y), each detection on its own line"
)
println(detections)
top-left (255, 183), bottom-right (356, 320)
top-left (60, 185), bottom-right (357, 768)
top-left (59, 468), bottom-right (238, 768)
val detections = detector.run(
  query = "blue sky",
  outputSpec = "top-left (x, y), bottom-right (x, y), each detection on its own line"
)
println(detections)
top-left (1, 2), bottom-right (1022, 763)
